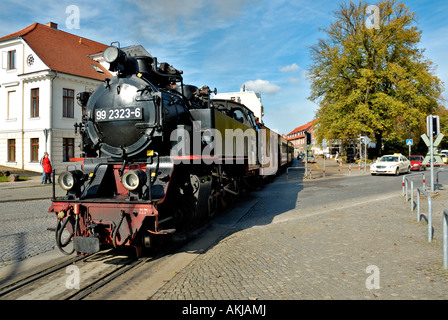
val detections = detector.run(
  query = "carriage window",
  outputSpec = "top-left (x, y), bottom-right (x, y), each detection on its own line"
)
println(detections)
top-left (232, 109), bottom-right (245, 123)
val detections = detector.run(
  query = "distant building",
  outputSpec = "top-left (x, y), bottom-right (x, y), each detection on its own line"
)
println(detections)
top-left (212, 86), bottom-right (264, 122)
top-left (285, 119), bottom-right (318, 156)
top-left (0, 22), bottom-right (148, 173)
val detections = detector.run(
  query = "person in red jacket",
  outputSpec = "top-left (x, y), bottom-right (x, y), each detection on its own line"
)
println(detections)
top-left (42, 152), bottom-right (52, 184)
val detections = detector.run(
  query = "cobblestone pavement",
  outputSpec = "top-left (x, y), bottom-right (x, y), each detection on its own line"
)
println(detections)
top-left (151, 173), bottom-right (448, 300)
top-left (2, 163), bottom-right (448, 300)
top-left (0, 168), bottom-right (59, 266)
top-left (0, 200), bottom-right (55, 265)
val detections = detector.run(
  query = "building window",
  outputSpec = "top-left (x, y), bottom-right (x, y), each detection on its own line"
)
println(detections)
top-left (63, 138), bottom-right (75, 162)
top-left (7, 50), bottom-right (16, 70)
top-left (63, 88), bottom-right (75, 118)
top-left (31, 138), bottom-right (39, 162)
top-left (31, 88), bottom-right (39, 117)
top-left (7, 139), bottom-right (16, 162)
top-left (7, 90), bottom-right (17, 120)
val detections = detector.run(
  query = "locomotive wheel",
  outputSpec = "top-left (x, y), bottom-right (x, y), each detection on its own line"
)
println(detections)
top-left (140, 231), bottom-right (162, 253)
top-left (175, 193), bottom-right (197, 230)
top-left (208, 194), bottom-right (217, 217)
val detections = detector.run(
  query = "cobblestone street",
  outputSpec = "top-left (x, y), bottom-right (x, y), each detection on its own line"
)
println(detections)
top-left (2, 164), bottom-right (448, 300)
top-left (0, 200), bottom-right (55, 265)
top-left (151, 171), bottom-right (448, 300)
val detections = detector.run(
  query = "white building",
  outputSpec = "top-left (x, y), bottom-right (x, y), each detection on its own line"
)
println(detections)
top-left (212, 86), bottom-right (264, 122)
top-left (0, 22), bottom-right (149, 174)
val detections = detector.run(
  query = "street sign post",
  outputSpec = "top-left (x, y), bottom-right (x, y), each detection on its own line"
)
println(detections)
top-left (406, 139), bottom-right (413, 156)
top-left (430, 116), bottom-right (434, 192)
top-left (359, 135), bottom-right (369, 173)
top-left (422, 115), bottom-right (444, 192)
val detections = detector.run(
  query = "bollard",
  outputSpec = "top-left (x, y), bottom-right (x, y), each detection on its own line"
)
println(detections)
top-left (417, 187), bottom-right (433, 243)
top-left (417, 186), bottom-right (420, 222)
top-left (429, 196), bottom-right (433, 243)
top-left (403, 172), bottom-right (426, 198)
top-left (435, 169), bottom-right (448, 190)
top-left (443, 210), bottom-right (448, 269)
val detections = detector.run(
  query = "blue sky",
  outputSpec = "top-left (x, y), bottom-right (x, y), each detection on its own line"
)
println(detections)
top-left (1, 0), bottom-right (447, 135)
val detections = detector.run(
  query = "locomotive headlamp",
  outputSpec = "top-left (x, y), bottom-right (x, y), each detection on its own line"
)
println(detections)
top-left (121, 169), bottom-right (147, 191)
top-left (58, 170), bottom-right (84, 191)
top-left (103, 46), bottom-right (120, 63)
top-left (103, 46), bottom-right (128, 73)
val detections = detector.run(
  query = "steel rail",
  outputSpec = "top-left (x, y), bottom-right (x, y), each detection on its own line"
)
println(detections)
top-left (0, 254), bottom-right (87, 298)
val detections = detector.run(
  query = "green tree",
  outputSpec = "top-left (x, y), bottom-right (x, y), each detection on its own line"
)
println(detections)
top-left (308, 0), bottom-right (445, 156)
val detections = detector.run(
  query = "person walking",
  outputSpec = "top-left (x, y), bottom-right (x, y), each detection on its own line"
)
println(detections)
top-left (42, 152), bottom-right (52, 184)
top-left (39, 153), bottom-right (46, 184)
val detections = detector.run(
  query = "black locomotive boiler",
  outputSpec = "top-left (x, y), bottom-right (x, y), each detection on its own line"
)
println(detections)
top-left (49, 45), bottom-right (294, 256)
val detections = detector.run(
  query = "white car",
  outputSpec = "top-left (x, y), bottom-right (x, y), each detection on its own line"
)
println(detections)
top-left (370, 154), bottom-right (411, 175)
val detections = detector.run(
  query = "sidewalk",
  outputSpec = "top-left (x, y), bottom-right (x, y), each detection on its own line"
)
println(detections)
top-left (0, 166), bottom-right (64, 202)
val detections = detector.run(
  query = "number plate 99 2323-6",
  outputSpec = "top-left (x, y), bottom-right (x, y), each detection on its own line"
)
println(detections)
top-left (95, 107), bottom-right (143, 122)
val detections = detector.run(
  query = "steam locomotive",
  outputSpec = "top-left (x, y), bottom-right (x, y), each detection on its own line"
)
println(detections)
top-left (49, 45), bottom-right (293, 256)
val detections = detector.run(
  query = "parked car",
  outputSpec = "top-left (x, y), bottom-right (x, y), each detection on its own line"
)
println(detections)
top-left (426, 154), bottom-right (447, 166)
top-left (440, 153), bottom-right (448, 164)
top-left (370, 154), bottom-right (411, 175)
top-left (408, 155), bottom-right (425, 171)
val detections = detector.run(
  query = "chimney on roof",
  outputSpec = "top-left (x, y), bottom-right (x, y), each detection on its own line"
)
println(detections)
top-left (46, 22), bottom-right (58, 29)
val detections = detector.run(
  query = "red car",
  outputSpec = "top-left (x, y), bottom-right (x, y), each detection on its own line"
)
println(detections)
top-left (408, 155), bottom-right (425, 171)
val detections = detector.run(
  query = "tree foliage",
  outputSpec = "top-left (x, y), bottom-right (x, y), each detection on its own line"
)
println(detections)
top-left (308, 0), bottom-right (445, 155)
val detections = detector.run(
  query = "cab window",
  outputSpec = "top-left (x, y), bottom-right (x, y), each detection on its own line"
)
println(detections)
top-left (231, 109), bottom-right (245, 123)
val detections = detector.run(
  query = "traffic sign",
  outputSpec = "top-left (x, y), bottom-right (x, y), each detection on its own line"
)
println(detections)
top-left (421, 133), bottom-right (445, 165)
top-left (406, 139), bottom-right (413, 146)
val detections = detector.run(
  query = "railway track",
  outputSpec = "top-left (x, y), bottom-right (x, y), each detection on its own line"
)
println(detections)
top-left (0, 190), bottom-right (260, 300)
top-left (0, 248), bottom-right (151, 300)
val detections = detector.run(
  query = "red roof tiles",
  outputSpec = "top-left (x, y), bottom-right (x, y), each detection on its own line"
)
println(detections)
top-left (286, 119), bottom-right (318, 140)
top-left (0, 22), bottom-right (112, 80)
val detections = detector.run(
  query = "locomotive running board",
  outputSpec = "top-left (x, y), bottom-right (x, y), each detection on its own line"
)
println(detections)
top-left (73, 236), bottom-right (100, 254)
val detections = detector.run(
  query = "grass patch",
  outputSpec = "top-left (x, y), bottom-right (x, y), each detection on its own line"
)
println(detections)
top-left (0, 176), bottom-right (30, 182)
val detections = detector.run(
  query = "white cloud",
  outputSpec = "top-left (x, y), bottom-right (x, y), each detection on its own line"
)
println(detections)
top-left (279, 63), bottom-right (300, 73)
top-left (288, 77), bottom-right (300, 84)
top-left (242, 79), bottom-right (281, 95)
